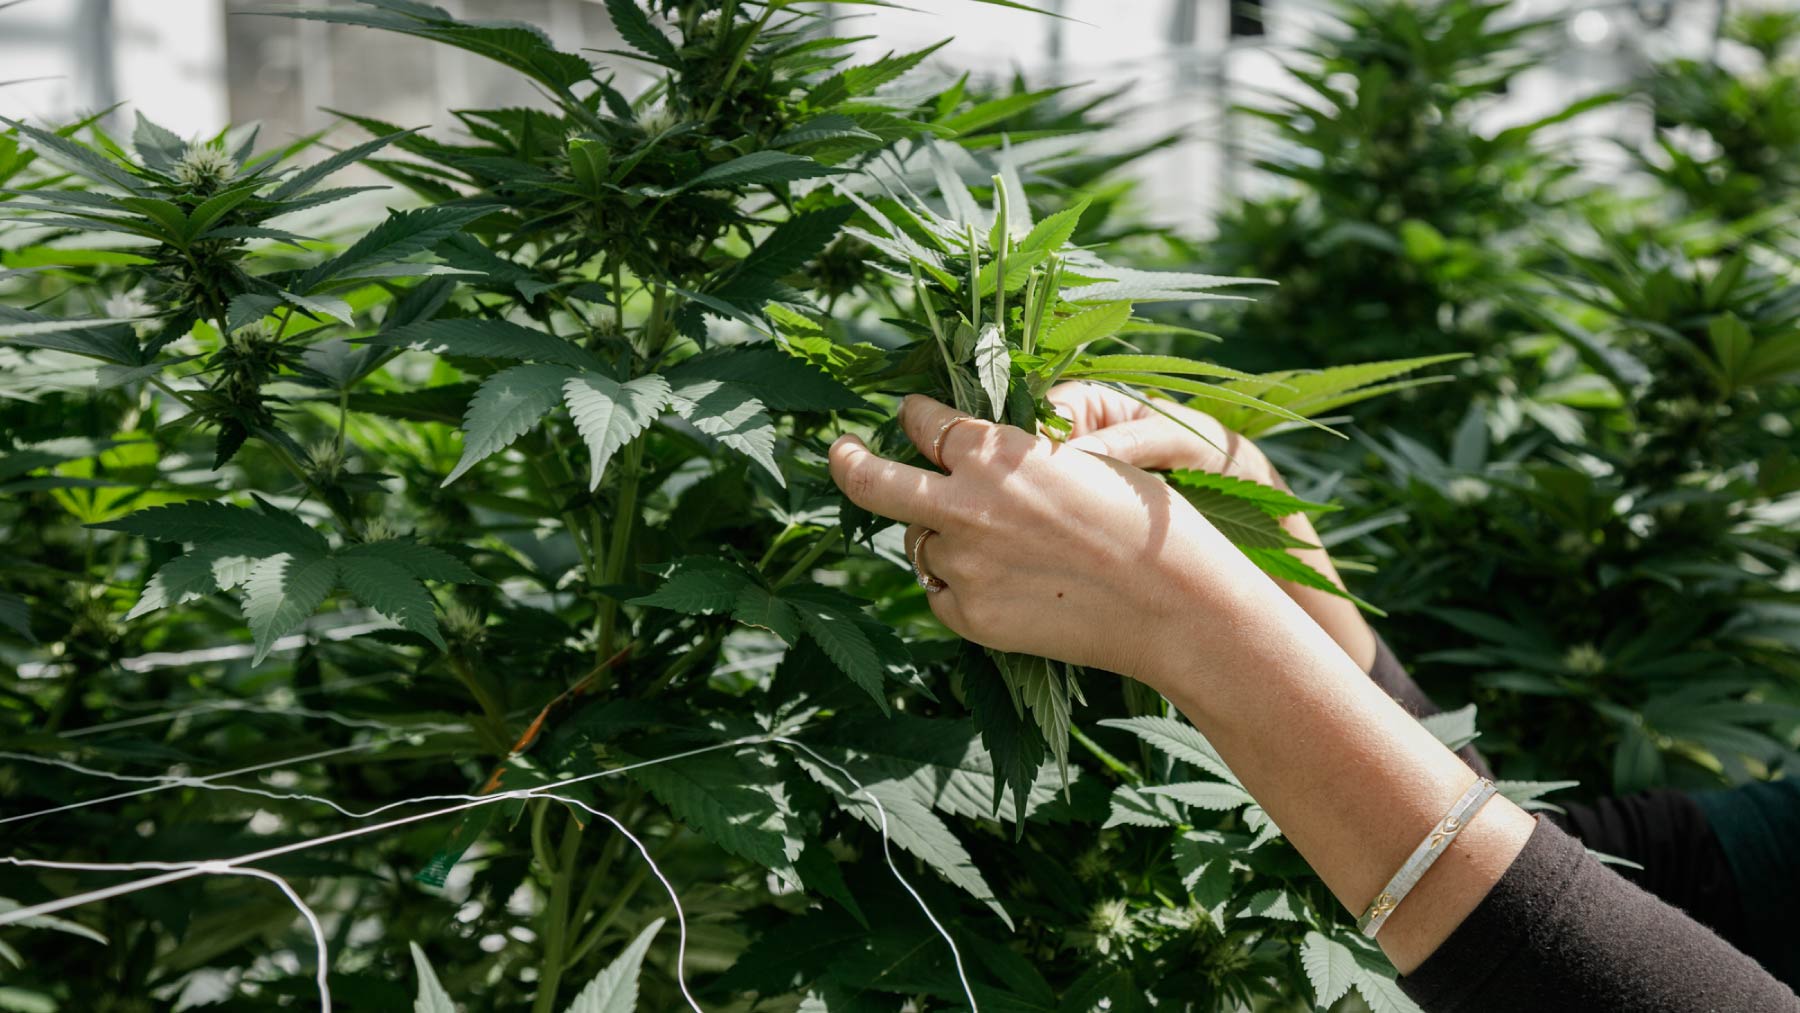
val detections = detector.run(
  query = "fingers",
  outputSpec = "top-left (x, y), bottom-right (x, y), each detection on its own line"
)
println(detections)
top-left (1064, 416), bottom-right (1232, 472)
top-left (1047, 381), bottom-right (1149, 436)
top-left (898, 394), bottom-right (1002, 471)
top-left (904, 522), bottom-right (969, 632)
top-left (828, 433), bottom-right (951, 527)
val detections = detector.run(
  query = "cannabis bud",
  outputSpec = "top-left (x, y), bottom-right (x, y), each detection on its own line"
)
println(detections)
top-left (172, 143), bottom-right (237, 193)
top-left (637, 102), bottom-right (681, 136)
top-left (305, 440), bottom-right (345, 481)
top-left (104, 289), bottom-right (160, 339)
top-left (362, 517), bottom-right (403, 543)
top-left (228, 321), bottom-right (277, 348)
top-left (442, 601), bottom-right (487, 646)
top-left (1563, 642), bottom-right (1607, 675)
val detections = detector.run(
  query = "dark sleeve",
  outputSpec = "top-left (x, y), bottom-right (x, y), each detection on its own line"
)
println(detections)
top-left (1545, 789), bottom-right (1747, 950)
top-left (1366, 634), bottom-right (1494, 778)
top-left (1400, 817), bottom-right (1797, 1013)
top-left (1694, 780), bottom-right (1800, 989)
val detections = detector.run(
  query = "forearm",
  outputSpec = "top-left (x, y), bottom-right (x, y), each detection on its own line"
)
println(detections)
top-left (1271, 492), bottom-right (1378, 671)
top-left (1137, 547), bottom-right (1532, 973)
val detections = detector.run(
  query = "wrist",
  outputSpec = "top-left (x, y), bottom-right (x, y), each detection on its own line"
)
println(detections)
top-left (1128, 515), bottom-right (1295, 696)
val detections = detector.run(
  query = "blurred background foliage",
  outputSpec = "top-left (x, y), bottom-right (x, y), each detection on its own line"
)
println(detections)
top-left (1196, 0), bottom-right (1800, 794)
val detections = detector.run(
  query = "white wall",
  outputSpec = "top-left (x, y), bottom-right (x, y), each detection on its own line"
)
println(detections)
top-left (0, 0), bottom-right (227, 138)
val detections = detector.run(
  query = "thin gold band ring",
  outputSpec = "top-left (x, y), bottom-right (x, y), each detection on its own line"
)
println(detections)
top-left (930, 415), bottom-right (976, 470)
top-left (910, 528), bottom-right (946, 592)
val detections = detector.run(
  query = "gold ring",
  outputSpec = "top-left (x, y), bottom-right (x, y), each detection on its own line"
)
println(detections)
top-left (930, 415), bottom-right (976, 470)
top-left (909, 529), bottom-right (946, 592)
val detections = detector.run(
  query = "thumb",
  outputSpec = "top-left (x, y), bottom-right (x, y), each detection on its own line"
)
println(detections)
top-left (1062, 417), bottom-right (1218, 471)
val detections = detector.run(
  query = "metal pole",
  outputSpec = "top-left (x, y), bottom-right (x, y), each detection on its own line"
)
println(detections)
top-left (78, 0), bottom-right (118, 121)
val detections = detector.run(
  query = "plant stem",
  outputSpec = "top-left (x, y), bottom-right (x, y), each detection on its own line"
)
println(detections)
top-left (532, 816), bottom-right (584, 1013)
top-left (448, 653), bottom-right (509, 749)
top-left (772, 529), bottom-right (835, 590)
top-left (596, 438), bottom-right (644, 658)
top-left (702, 1), bottom-right (775, 123)
top-left (1072, 726), bottom-right (1141, 785)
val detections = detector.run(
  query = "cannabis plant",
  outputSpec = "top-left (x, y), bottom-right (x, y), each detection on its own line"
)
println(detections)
top-left (0, 2), bottom-right (1463, 1011)
top-left (1201, 0), bottom-right (1611, 435)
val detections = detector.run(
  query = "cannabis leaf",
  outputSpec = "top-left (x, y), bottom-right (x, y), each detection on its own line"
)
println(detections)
top-left (410, 942), bottom-right (457, 1013)
top-left (564, 372), bottom-right (672, 488)
top-left (564, 918), bottom-right (665, 1013)
top-left (444, 363), bottom-right (575, 485)
top-left (627, 747), bottom-right (804, 882)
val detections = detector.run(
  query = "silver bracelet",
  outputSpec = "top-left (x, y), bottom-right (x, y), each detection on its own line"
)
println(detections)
top-left (1357, 777), bottom-right (1498, 938)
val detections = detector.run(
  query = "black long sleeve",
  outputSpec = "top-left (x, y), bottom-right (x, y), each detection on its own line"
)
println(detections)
top-left (1365, 634), bottom-right (1492, 778)
top-left (1364, 632), bottom-right (1796, 1008)
top-left (1546, 788), bottom-right (1747, 945)
top-left (1400, 817), bottom-right (1796, 1012)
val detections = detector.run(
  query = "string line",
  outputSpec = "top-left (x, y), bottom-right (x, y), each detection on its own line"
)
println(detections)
top-left (2, 735), bottom-right (981, 1013)
top-left (2, 857), bottom-right (331, 1011)
top-left (2, 740), bottom-right (399, 826)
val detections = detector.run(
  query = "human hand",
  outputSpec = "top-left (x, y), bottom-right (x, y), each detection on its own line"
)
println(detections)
top-left (1048, 380), bottom-right (1274, 482)
top-left (1046, 381), bottom-right (1377, 671)
top-left (825, 395), bottom-right (1286, 688)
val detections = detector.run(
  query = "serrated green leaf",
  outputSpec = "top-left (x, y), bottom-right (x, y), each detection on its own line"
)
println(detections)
top-left (794, 751), bottom-right (1007, 924)
top-left (670, 379), bottom-right (781, 484)
top-left (1167, 470), bottom-right (1333, 519)
top-left (662, 346), bottom-right (864, 411)
top-left (1144, 781), bottom-right (1255, 811)
top-left (444, 363), bottom-right (575, 485)
top-left (1102, 784), bottom-right (1183, 828)
top-left (1240, 547), bottom-right (1367, 610)
top-left (95, 500), bottom-right (326, 555)
top-left (1039, 302), bottom-right (1131, 352)
top-left (337, 555), bottom-right (444, 650)
top-left (732, 584), bottom-right (802, 643)
top-left (243, 554), bottom-right (338, 666)
top-left (1301, 931), bottom-right (1361, 1007)
top-left (681, 151), bottom-right (844, 193)
top-left (739, 206), bottom-right (854, 280)
top-left (410, 942), bottom-right (456, 1013)
top-left (363, 318), bottom-right (606, 371)
top-left (299, 205), bottom-right (489, 292)
top-left (781, 584), bottom-right (888, 706)
top-left (632, 557), bottom-right (757, 614)
top-left (1351, 948), bottom-right (1426, 1013)
top-left (1172, 479), bottom-right (1312, 550)
top-left (1065, 354), bottom-right (1260, 383)
top-left (628, 747), bottom-right (803, 879)
top-left (973, 324), bottom-right (1009, 420)
top-left (1096, 716), bottom-right (1237, 785)
top-left (564, 918), bottom-right (664, 1013)
top-left (1419, 703), bottom-right (1480, 751)
top-left (337, 540), bottom-right (478, 583)
top-left (1235, 888), bottom-right (1302, 921)
top-left (127, 539), bottom-right (275, 620)
top-left (564, 371), bottom-right (671, 489)
top-left (1016, 199), bottom-right (1087, 255)
top-left (603, 0), bottom-right (679, 66)
top-left (995, 652), bottom-right (1072, 786)
top-left (806, 41), bottom-right (947, 108)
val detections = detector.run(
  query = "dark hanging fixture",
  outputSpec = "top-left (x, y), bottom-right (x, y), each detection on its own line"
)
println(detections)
top-left (1231, 0), bottom-right (1266, 38)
